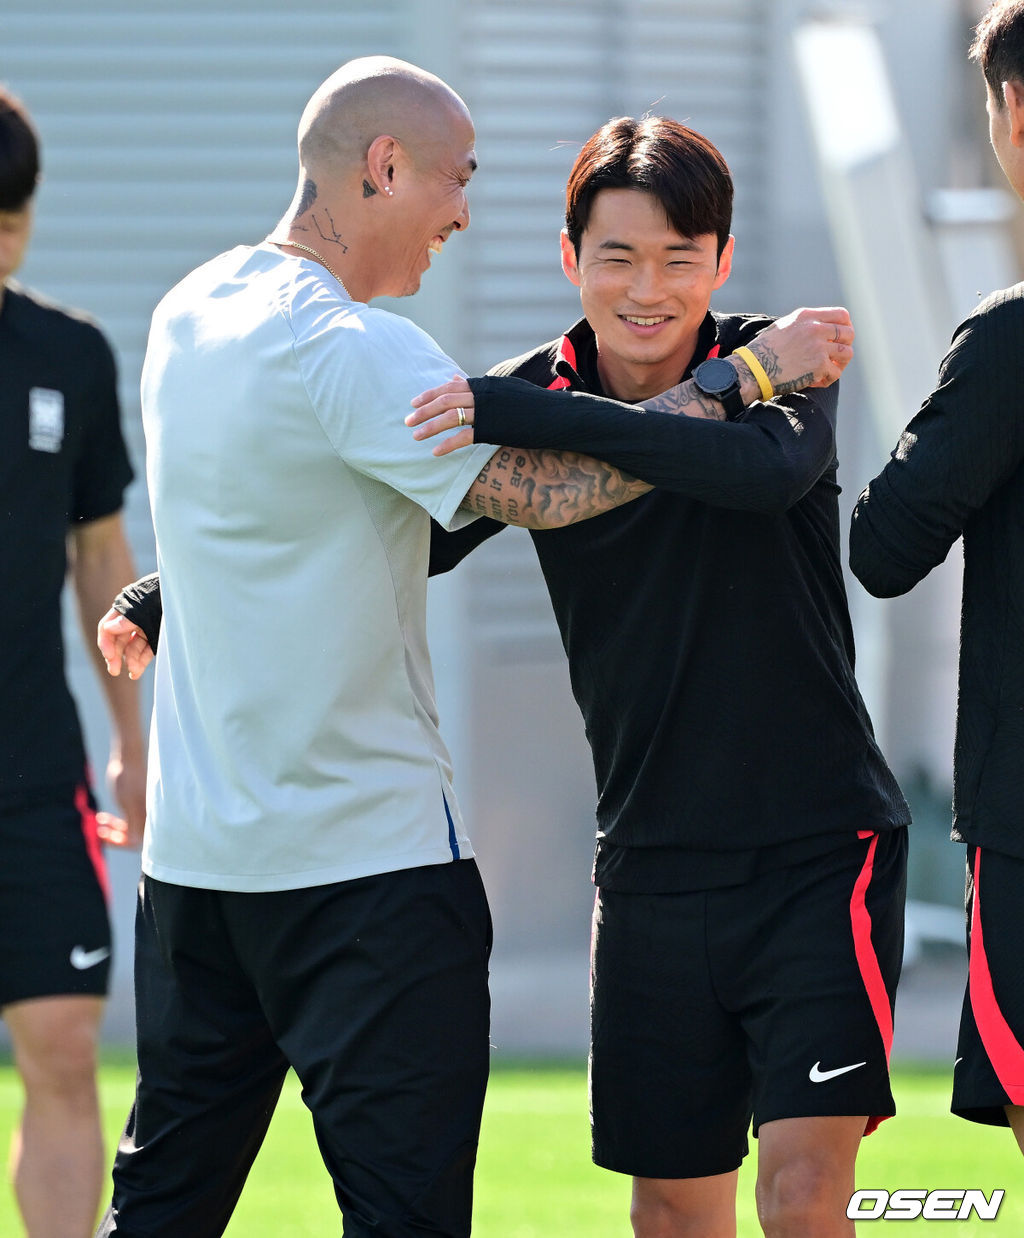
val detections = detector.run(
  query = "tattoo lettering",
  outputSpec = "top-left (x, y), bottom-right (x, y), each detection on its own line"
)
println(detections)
top-left (774, 372), bottom-right (815, 397)
top-left (362, 179), bottom-right (377, 198)
top-left (462, 448), bottom-right (649, 529)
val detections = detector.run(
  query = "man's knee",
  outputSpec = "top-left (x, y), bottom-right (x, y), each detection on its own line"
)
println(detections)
top-left (755, 1157), bottom-right (846, 1235)
top-left (6, 996), bottom-right (103, 1097)
top-left (630, 1175), bottom-right (737, 1238)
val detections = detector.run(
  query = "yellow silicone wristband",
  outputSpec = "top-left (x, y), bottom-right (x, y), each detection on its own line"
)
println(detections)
top-left (733, 346), bottom-right (774, 402)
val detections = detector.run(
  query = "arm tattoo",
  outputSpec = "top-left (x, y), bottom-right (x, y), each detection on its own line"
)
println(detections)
top-left (748, 340), bottom-right (781, 384)
top-left (773, 371), bottom-right (815, 397)
top-left (461, 447), bottom-right (649, 528)
top-left (362, 179), bottom-right (377, 198)
top-left (744, 340), bottom-right (814, 397)
top-left (642, 382), bottom-right (728, 422)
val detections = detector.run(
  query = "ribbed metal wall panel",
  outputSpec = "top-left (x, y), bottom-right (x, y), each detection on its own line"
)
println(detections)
top-left (459, 0), bottom-right (769, 375)
top-left (1, 0), bottom-right (777, 1042)
top-left (454, 0), bottom-right (770, 664)
top-left (5, 2), bottom-right (407, 548)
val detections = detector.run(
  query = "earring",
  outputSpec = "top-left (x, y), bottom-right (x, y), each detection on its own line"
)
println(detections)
top-left (384, 186), bottom-right (394, 197)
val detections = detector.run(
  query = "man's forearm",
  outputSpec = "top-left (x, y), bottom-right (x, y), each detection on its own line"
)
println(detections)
top-left (469, 377), bottom-right (837, 514)
top-left (70, 517), bottom-right (146, 757)
top-left (460, 445), bottom-right (650, 528)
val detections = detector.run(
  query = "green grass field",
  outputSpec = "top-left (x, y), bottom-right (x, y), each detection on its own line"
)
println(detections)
top-left (0, 1060), bottom-right (1019, 1235)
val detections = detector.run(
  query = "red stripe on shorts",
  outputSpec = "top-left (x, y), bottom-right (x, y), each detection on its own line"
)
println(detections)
top-left (75, 782), bottom-right (111, 904)
top-left (968, 849), bottom-right (1024, 1103)
top-left (850, 831), bottom-right (893, 1135)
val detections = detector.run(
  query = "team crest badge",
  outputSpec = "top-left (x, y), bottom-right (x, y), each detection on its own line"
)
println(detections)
top-left (28, 387), bottom-right (65, 453)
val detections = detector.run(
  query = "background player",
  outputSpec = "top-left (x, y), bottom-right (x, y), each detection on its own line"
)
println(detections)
top-left (850, 0), bottom-right (1024, 1160)
top-left (0, 87), bottom-right (145, 1238)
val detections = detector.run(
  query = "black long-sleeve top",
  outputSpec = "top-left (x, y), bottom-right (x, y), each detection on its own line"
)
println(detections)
top-left (849, 284), bottom-right (1024, 859)
top-left (116, 312), bottom-right (909, 891)
top-left (452, 313), bottom-right (908, 890)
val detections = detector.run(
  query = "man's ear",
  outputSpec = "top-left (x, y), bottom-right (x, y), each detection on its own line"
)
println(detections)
top-left (1002, 79), bottom-right (1024, 147)
top-left (712, 234), bottom-right (735, 291)
top-left (365, 135), bottom-right (398, 194)
top-left (560, 229), bottom-right (582, 288)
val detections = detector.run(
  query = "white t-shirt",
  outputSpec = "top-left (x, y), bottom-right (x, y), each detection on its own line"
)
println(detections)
top-left (140, 242), bottom-right (496, 891)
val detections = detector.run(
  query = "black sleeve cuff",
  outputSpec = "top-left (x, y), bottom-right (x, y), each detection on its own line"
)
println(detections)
top-left (112, 571), bottom-right (162, 652)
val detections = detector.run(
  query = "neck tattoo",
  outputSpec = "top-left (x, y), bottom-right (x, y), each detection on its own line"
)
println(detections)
top-left (270, 238), bottom-right (351, 299)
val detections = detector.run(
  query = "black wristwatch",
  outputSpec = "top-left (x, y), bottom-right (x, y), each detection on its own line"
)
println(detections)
top-left (692, 356), bottom-right (744, 420)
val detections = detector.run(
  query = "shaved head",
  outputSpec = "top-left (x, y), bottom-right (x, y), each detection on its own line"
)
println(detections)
top-left (273, 56), bottom-right (476, 303)
top-left (298, 56), bottom-right (471, 181)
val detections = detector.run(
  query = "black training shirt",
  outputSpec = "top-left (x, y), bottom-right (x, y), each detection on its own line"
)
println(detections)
top-left (0, 282), bottom-right (133, 800)
top-left (850, 283), bottom-right (1024, 859)
top-left (436, 312), bottom-right (909, 891)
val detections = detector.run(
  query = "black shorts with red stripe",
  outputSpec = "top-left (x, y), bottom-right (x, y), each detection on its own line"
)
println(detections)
top-left (0, 777), bottom-right (112, 1008)
top-left (953, 845), bottom-right (1024, 1126)
top-left (589, 827), bottom-right (907, 1179)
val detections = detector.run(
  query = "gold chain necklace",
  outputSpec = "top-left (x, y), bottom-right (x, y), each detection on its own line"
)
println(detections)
top-left (269, 238), bottom-right (351, 299)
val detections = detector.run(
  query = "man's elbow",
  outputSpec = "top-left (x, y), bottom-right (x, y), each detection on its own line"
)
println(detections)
top-left (848, 530), bottom-right (920, 598)
top-left (848, 559), bottom-right (917, 599)
top-left (752, 470), bottom-right (817, 516)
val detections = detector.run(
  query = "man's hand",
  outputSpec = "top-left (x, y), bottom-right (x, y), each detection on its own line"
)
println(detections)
top-left (741, 306), bottom-right (854, 396)
top-left (98, 608), bottom-right (155, 680)
top-left (97, 745), bottom-right (147, 849)
top-left (407, 376), bottom-right (475, 457)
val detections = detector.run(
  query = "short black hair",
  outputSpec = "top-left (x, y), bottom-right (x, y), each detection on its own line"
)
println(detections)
top-left (970, 0), bottom-right (1024, 102)
top-left (564, 116), bottom-right (732, 257)
top-left (0, 86), bottom-right (40, 211)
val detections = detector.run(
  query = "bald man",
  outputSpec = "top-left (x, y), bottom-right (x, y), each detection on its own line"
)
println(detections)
top-left (94, 58), bottom-right (654, 1238)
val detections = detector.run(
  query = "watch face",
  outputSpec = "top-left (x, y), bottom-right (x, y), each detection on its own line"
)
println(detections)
top-left (694, 356), bottom-right (738, 396)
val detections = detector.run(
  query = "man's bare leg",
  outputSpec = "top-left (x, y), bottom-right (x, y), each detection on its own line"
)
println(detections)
top-left (755, 1115), bottom-right (866, 1237)
top-left (631, 1169), bottom-right (739, 1238)
top-left (5, 995), bottom-right (106, 1238)
top-left (1005, 1104), bottom-right (1024, 1155)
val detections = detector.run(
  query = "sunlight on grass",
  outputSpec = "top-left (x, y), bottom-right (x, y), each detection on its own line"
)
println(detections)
top-left (0, 1059), bottom-right (1019, 1235)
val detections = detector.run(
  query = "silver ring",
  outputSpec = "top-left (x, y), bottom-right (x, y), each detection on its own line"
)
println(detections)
top-left (456, 408), bottom-right (466, 428)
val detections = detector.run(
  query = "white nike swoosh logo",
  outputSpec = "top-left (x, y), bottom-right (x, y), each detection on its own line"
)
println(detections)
top-left (809, 1060), bottom-right (866, 1083)
top-left (70, 945), bottom-right (111, 970)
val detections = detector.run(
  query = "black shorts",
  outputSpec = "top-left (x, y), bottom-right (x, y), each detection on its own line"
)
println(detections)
top-left (590, 828), bottom-right (907, 1179)
top-left (0, 779), bottom-right (112, 1008)
top-left (98, 859), bottom-right (493, 1238)
top-left (952, 845), bottom-right (1024, 1126)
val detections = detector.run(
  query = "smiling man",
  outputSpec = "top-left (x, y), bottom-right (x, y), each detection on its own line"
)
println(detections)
top-left (99, 111), bottom-right (899, 1236)
top-left (408, 116), bottom-right (909, 1238)
top-left (92, 59), bottom-right (676, 1238)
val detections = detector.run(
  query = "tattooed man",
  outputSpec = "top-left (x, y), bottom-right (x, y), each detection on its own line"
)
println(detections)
top-left (98, 100), bottom-right (872, 1236)
top-left (408, 118), bottom-right (908, 1238)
